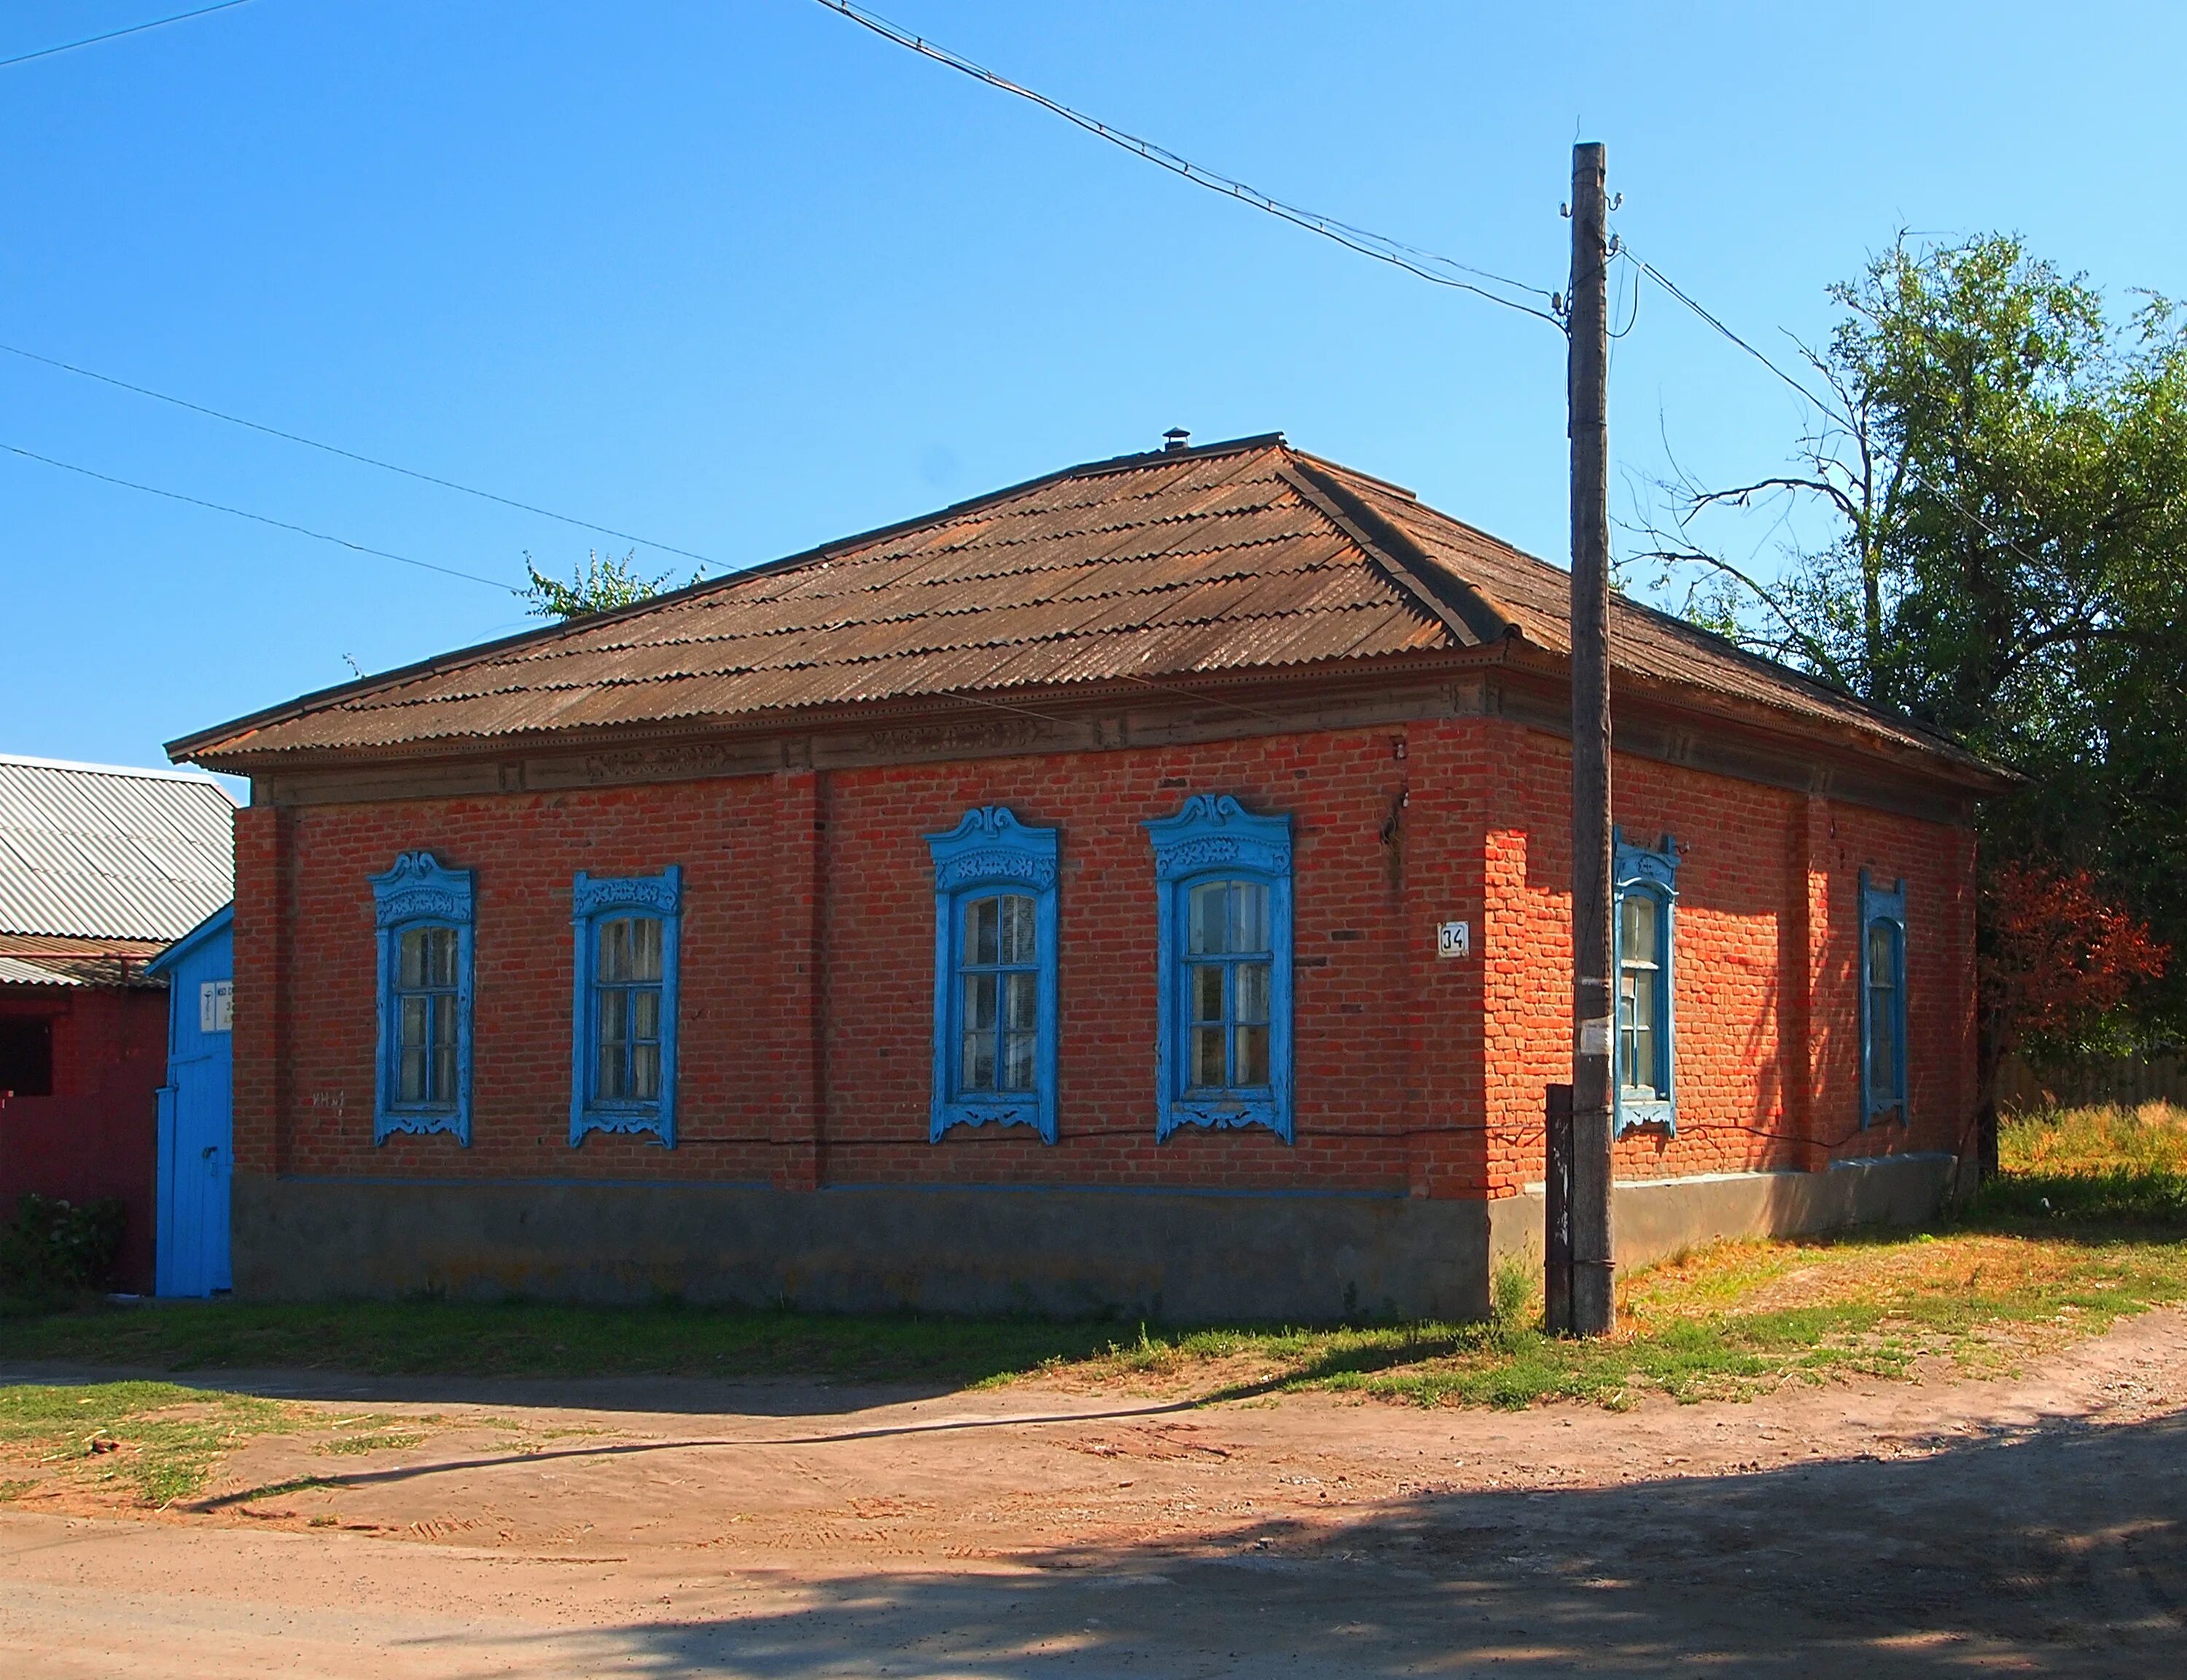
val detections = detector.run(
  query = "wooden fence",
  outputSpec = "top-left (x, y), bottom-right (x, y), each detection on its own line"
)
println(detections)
top-left (1995, 1050), bottom-right (2187, 1113)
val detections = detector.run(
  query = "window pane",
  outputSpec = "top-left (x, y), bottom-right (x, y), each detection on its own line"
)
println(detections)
top-left (1188, 962), bottom-right (1225, 1025)
top-left (962, 1028), bottom-right (996, 1092)
top-left (597, 988), bottom-right (628, 1101)
top-left (1188, 883), bottom-right (1225, 955)
top-left (399, 993), bottom-right (428, 1051)
top-left (964, 972), bottom-right (997, 1031)
top-left (397, 929), bottom-right (426, 991)
top-left (632, 1042), bottom-right (660, 1102)
top-left (966, 897), bottom-right (999, 966)
top-left (430, 1043), bottom-right (457, 1105)
top-left (630, 916), bottom-right (662, 982)
top-left (1621, 895), bottom-right (1657, 967)
top-left (997, 894), bottom-right (1036, 965)
top-left (1869, 925), bottom-right (1895, 993)
top-left (633, 986), bottom-right (660, 1044)
top-left (598, 990), bottom-right (628, 1049)
top-left (1001, 1031), bottom-right (1036, 1091)
top-left (599, 918), bottom-right (630, 984)
top-left (425, 927), bottom-right (458, 988)
top-left (1234, 1023), bottom-right (1270, 1087)
top-left (1868, 984), bottom-right (1895, 1092)
top-left (1002, 971), bottom-right (1037, 1033)
top-left (1624, 970), bottom-right (1657, 1097)
top-left (1231, 882), bottom-right (1270, 955)
top-left (398, 1045), bottom-right (426, 1103)
top-left (431, 995), bottom-right (458, 1047)
top-left (1235, 961), bottom-right (1270, 1025)
top-left (1190, 1024), bottom-right (1228, 1087)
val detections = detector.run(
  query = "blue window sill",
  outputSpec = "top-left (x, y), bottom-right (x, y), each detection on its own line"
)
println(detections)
top-left (1162, 1093), bottom-right (1290, 1143)
top-left (933, 1097), bottom-right (1049, 1141)
top-left (375, 1106), bottom-right (466, 1144)
top-left (1615, 1093), bottom-right (1676, 1137)
top-left (574, 1105), bottom-right (672, 1146)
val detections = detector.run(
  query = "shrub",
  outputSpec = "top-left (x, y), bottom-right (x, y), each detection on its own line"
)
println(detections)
top-left (0, 1194), bottom-right (127, 1292)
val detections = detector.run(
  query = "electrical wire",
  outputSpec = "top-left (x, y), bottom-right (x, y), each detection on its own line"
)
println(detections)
top-left (1, 439), bottom-right (513, 591)
top-left (807, 0), bottom-right (1564, 329)
top-left (0, 0), bottom-right (255, 72)
top-left (0, 341), bottom-right (723, 571)
top-left (1628, 245), bottom-right (2068, 585)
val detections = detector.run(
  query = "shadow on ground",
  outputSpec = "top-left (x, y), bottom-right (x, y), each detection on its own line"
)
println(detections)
top-left (443, 1410), bottom-right (2186, 1679)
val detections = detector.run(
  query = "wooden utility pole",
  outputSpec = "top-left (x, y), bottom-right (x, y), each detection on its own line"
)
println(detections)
top-left (1562, 140), bottom-right (1616, 1338)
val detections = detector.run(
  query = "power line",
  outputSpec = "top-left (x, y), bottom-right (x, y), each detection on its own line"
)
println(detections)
top-left (0, 0), bottom-right (256, 73)
top-left (0, 341), bottom-right (723, 571)
top-left (1, 439), bottom-right (513, 592)
top-left (808, 0), bottom-right (1564, 328)
top-left (1629, 246), bottom-right (2065, 583)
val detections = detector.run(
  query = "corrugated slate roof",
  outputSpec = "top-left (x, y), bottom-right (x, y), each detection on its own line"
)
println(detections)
top-left (169, 436), bottom-right (1995, 781)
top-left (0, 756), bottom-right (235, 942)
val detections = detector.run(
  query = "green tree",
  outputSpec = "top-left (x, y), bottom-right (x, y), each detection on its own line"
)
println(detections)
top-left (1642, 234), bottom-right (2187, 1053)
top-left (518, 548), bottom-right (690, 620)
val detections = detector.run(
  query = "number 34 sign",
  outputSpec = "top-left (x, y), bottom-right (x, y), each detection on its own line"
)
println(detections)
top-left (1436, 921), bottom-right (1471, 960)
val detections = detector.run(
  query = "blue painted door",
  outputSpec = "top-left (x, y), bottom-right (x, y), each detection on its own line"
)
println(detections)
top-left (156, 953), bottom-right (234, 1297)
top-left (161, 1048), bottom-right (232, 1294)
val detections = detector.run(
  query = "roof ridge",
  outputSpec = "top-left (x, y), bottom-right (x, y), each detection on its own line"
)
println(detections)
top-left (1278, 458), bottom-right (1508, 648)
top-left (0, 751), bottom-right (233, 791)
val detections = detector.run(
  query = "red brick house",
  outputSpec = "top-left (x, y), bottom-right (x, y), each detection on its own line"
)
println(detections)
top-left (169, 434), bottom-right (2007, 1319)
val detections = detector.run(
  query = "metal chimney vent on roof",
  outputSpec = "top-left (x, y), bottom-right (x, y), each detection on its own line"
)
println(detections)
top-left (1161, 428), bottom-right (1190, 453)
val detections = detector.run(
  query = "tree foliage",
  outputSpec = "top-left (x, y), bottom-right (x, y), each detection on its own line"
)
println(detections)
top-left (519, 549), bottom-right (688, 620)
top-left (1644, 234), bottom-right (2187, 1048)
top-left (1980, 861), bottom-right (2168, 1073)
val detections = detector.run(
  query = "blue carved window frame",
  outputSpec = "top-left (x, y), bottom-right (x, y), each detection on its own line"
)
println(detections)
top-left (1859, 870), bottom-right (1909, 1128)
top-left (570, 866), bottom-right (682, 1147)
top-left (370, 851), bottom-right (475, 1145)
top-left (1145, 795), bottom-right (1294, 1143)
top-left (924, 807), bottom-right (1061, 1143)
top-left (1612, 830), bottom-right (1679, 1137)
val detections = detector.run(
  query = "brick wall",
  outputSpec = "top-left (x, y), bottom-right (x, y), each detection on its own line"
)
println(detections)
top-left (1481, 724), bottom-right (1978, 1195)
top-left (239, 714), bottom-right (1976, 1203)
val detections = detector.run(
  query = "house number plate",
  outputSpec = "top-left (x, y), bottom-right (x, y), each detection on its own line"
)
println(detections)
top-left (1436, 921), bottom-right (1470, 959)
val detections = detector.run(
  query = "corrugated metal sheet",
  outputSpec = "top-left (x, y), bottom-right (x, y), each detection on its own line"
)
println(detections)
top-left (0, 757), bottom-right (235, 942)
top-left (0, 955), bottom-right (81, 986)
top-left (171, 435), bottom-right (1995, 780)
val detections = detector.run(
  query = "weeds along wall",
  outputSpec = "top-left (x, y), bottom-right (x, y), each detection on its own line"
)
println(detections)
top-left (232, 711), bottom-right (1976, 1216)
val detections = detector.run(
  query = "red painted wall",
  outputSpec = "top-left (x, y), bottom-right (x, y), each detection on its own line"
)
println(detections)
top-left (0, 985), bottom-right (166, 1291)
top-left (231, 714), bottom-right (1978, 1206)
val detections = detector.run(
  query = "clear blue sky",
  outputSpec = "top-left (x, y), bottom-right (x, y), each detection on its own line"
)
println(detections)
top-left (5, 0), bottom-right (2180, 780)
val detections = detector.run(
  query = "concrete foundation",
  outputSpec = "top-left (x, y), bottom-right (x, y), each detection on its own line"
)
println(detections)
top-left (1487, 1152), bottom-right (1960, 1271)
top-left (231, 1174), bottom-right (1492, 1323)
top-left (233, 1152), bottom-right (1955, 1323)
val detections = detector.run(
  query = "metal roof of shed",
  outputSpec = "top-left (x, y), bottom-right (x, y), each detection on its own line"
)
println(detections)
top-left (0, 754), bottom-right (235, 942)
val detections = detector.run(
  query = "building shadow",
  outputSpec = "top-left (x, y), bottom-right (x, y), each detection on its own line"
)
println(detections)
top-left (428, 1407), bottom-right (2184, 1678)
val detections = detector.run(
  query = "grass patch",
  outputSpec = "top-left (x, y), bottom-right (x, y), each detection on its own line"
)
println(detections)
top-left (0, 1381), bottom-right (303, 1506)
top-left (317, 1430), bottom-right (425, 1456)
top-left (0, 1106), bottom-right (2179, 1415)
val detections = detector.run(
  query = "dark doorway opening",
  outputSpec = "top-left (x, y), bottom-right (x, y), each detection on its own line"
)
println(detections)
top-left (0, 1015), bottom-right (55, 1098)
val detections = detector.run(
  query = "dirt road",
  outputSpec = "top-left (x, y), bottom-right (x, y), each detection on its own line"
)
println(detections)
top-left (4, 1310), bottom-right (2184, 1677)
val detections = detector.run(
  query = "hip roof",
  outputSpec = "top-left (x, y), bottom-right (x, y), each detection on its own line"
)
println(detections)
top-left (169, 436), bottom-right (2004, 789)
